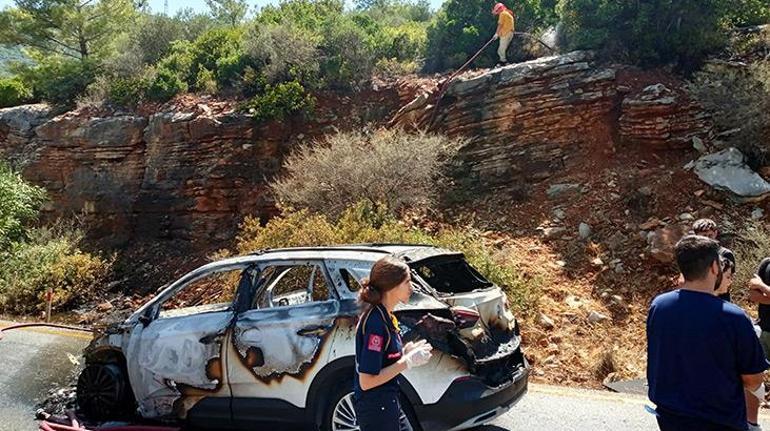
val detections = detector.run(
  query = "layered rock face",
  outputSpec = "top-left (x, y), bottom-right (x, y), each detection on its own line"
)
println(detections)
top-left (0, 89), bottom-right (404, 247)
top-left (619, 83), bottom-right (713, 150)
top-left (393, 51), bottom-right (619, 191)
top-left (0, 51), bottom-right (714, 246)
top-left (392, 51), bottom-right (713, 193)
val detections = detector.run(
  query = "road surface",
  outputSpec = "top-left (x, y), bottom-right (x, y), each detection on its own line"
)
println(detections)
top-left (2, 321), bottom-right (770, 431)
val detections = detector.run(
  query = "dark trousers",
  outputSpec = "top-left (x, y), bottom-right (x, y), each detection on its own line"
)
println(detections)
top-left (354, 390), bottom-right (413, 431)
top-left (656, 411), bottom-right (743, 431)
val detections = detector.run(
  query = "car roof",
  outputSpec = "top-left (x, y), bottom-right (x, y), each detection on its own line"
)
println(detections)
top-left (204, 244), bottom-right (461, 270)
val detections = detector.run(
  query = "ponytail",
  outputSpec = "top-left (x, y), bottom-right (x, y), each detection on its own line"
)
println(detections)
top-left (357, 256), bottom-right (409, 312)
top-left (358, 277), bottom-right (383, 305)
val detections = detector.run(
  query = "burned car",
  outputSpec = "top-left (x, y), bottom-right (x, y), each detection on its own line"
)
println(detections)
top-left (77, 245), bottom-right (529, 430)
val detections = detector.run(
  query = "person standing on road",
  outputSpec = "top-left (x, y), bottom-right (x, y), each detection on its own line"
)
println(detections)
top-left (354, 256), bottom-right (433, 431)
top-left (647, 235), bottom-right (768, 431)
top-left (492, 2), bottom-right (515, 66)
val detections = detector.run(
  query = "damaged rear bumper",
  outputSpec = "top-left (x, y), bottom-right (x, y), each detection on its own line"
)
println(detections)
top-left (412, 362), bottom-right (529, 431)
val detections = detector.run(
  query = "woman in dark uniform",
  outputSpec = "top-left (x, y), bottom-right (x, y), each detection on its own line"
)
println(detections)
top-left (354, 256), bottom-right (433, 431)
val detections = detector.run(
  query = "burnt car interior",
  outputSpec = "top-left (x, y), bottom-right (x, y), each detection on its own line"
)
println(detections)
top-left (412, 256), bottom-right (493, 294)
top-left (251, 262), bottom-right (332, 309)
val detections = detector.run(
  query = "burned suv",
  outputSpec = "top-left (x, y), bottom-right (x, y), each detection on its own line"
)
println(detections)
top-left (77, 245), bottom-right (529, 430)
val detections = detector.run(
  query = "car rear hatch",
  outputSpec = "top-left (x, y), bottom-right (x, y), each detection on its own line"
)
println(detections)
top-left (395, 253), bottom-right (526, 387)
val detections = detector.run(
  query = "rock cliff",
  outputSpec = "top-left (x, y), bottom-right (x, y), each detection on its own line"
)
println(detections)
top-left (1, 51), bottom-right (713, 246)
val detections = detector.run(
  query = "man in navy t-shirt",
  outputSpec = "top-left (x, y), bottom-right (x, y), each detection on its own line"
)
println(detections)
top-left (647, 235), bottom-right (769, 431)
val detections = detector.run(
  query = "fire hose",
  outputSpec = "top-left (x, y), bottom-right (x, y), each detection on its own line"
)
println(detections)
top-left (427, 31), bottom-right (555, 128)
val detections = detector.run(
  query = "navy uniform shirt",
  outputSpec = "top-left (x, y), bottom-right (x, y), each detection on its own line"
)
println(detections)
top-left (354, 304), bottom-right (403, 397)
top-left (647, 289), bottom-right (769, 430)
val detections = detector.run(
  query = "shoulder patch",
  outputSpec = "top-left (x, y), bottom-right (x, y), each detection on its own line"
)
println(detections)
top-left (367, 334), bottom-right (384, 352)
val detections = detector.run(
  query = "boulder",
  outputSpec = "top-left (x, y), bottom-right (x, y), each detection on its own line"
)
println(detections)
top-left (693, 148), bottom-right (770, 201)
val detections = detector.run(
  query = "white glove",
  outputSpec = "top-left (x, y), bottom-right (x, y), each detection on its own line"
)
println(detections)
top-left (750, 383), bottom-right (766, 401)
top-left (492, 34), bottom-right (499, 41)
top-left (403, 339), bottom-right (428, 355)
top-left (404, 344), bottom-right (432, 369)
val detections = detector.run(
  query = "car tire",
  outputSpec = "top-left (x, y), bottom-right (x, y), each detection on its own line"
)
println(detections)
top-left (321, 377), bottom-right (417, 431)
top-left (76, 363), bottom-right (133, 420)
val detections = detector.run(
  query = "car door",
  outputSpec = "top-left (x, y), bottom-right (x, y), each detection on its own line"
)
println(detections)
top-left (124, 263), bottom-right (253, 426)
top-left (227, 259), bottom-right (341, 426)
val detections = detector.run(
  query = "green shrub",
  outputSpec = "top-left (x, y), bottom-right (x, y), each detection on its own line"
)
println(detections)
top-left (375, 22), bottom-right (427, 62)
top-left (271, 128), bottom-right (462, 219)
top-left (194, 67), bottom-right (218, 94)
top-left (688, 61), bottom-right (770, 166)
top-left (235, 202), bottom-right (541, 313)
top-left (108, 76), bottom-right (150, 107)
top-left (244, 23), bottom-right (322, 87)
top-left (240, 80), bottom-right (315, 122)
top-left (0, 224), bottom-right (113, 315)
top-left (0, 163), bottom-right (45, 249)
top-left (257, 0), bottom-right (346, 30)
top-left (189, 28), bottom-right (245, 87)
top-left (319, 17), bottom-right (377, 88)
top-left (556, 0), bottom-right (752, 68)
top-left (16, 57), bottom-right (98, 108)
top-left (0, 77), bottom-right (32, 108)
top-left (146, 67), bottom-right (188, 102)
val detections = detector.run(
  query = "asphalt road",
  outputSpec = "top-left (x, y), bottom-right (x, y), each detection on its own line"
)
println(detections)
top-left (2, 322), bottom-right (770, 431)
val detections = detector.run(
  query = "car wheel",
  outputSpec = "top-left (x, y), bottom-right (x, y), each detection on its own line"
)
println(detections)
top-left (323, 379), bottom-right (414, 431)
top-left (76, 363), bottom-right (132, 419)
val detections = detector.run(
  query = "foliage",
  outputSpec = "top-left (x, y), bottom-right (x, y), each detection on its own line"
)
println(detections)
top-left (0, 45), bottom-right (30, 77)
top-left (271, 128), bottom-right (462, 219)
top-left (688, 61), bottom-right (770, 166)
top-left (556, 0), bottom-right (769, 68)
top-left (424, 0), bottom-right (555, 72)
top-left (244, 23), bottom-right (321, 86)
top-left (195, 68), bottom-right (218, 94)
top-left (0, 223), bottom-right (113, 315)
top-left (240, 80), bottom-right (315, 122)
top-left (0, 0), bottom-right (138, 60)
top-left (0, 77), bottom-right (33, 108)
top-left (107, 75), bottom-right (150, 107)
top-left (0, 163), bottom-right (46, 249)
top-left (235, 202), bottom-right (541, 313)
top-left (206, 0), bottom-right (250, 27)
top-left (14, 56), bottom-right (98, 108)
top-left (146, 66), bottom-right (188, 102)
top-left (318, 17), bottom-right (378, 88)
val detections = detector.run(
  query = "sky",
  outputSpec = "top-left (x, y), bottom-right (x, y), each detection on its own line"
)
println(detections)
top-left (0, 0), bottom-right (445, 14)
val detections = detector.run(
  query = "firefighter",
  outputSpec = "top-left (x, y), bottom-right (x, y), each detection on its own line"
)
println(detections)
top-left (354, 256), bottom-right (433, 431)
top-left (492, 2), bottom-right (515, 66)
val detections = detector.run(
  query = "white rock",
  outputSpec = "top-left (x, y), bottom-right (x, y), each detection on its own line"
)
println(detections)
top-left (692, 136), bottom-right (707, 154)
top-left (694, 148), bottom-right (770, 200)
top-left (538, 313), bottom-right (555, 330)
top-left (579, 222), bottom-right (592, 239)
top-left (752, 208), bottom-right (765, 220)
top-left (678, 212), bottom-right (695, 221)
top-left (588, 311), bottom-right (610, 323)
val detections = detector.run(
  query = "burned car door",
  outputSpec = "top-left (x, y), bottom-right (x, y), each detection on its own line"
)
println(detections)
top-left (124, 265), bottom-right (251, 425)
top-left (227, 260), bottom-right (340, 425)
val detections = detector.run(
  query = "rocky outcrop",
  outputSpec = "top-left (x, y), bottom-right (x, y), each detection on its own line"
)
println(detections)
top-left (0, 88), bottom-right (402, 246)
top-left (394, 51), bottom-right (619, 191)
top-left (392, 51), bottom-right (715, 193)
top-left (619, 83), bottom-right (713, 150)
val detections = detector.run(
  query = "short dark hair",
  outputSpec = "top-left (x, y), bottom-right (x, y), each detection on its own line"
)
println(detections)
top-left (692, 218), bottom-right (718, 234)
top-left (676, 235), bottom-right (721, 281)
